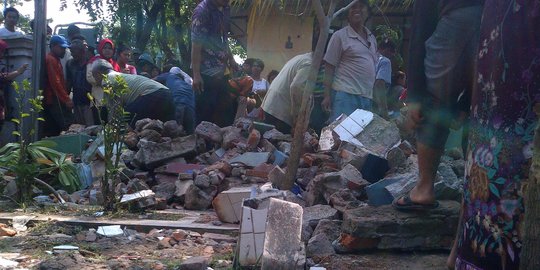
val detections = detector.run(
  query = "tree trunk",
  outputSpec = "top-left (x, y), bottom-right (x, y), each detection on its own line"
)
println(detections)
top-left (135, 0), bottom-right (166, 52)
top-left (520, 110), bottom-right (540, 269)
top-left (172, 0), bottom-right (191, 70)
top-left (283, 0), bottom-right (336, 190)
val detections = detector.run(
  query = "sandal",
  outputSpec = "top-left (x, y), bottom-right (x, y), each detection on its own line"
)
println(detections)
top-left (392, 194), bottom-right (439, 211)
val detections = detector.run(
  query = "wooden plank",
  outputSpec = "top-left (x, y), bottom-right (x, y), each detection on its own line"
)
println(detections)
top-left (0, 212), bottom-right (238, 235)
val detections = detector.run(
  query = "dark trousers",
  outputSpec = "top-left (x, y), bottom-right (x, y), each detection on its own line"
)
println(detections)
top-left (196, 74), bottom-right (236, 127)
top-left (126, 89), bottom-right (175, 127)
top-left (176, 105), bottom-right (196, 134)
top-left (263, 111), bottom-right (292, 134)
top-left (43, 99), bottom-right (74, 137)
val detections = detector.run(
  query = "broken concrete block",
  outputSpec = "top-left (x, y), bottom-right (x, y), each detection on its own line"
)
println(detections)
top-left (306, 233), bottom-right (335, 258)
top-left (333, 109), bottom-right (400, 158)
top-left (212, 187), bottom-right (252, 223)
top-left (195, 121), bottom-right (223, 144)
top-left (127, 178), bottom-right (150, 193)
top-left (329, 189), bottom-right (362, 213)
top-left (155, 162), bottom-right (206, 175)
top-left (386, 146), bottom-right (406, 170)
top-left (303, 205), bottom-right (339, 228)
top-left (268, 166), bottom-right (287, 190)
top-left (184, 185), bottom-right (213, 210)
top-left (260, 138), bottom-right (277, 153)
top-left (152, 180), bottom-right (177, 201)
top-left (318, 126), bottom-right (341, 152)
top-left (174, 180), bottom-right (193, 201)
top-left (163, 120), bottom-right (184, 138)
top-left (202, 161), bottom-right (232, 176)
top-left (305, 164), bottom-right (365, 206)
top-left (313, 219), bottom-right (342, 243)
top-left (179, 256), bottom-right (208, 270)
top-left (133, 135), bottom-right (197, 169)
top-left (338, 201), bottom-right (460, 251)
top-left (222, 127), bottom-right (244, 149)
top-left (339, 148), bottom-right (368, 170)
top-left (261, 198), bottom-right (304, 270)
top-left (229, 152), bottom-right (271, 168)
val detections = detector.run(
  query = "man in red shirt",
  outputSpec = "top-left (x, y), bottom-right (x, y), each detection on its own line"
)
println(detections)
top-left (43, 35), bottom-right (73, 137)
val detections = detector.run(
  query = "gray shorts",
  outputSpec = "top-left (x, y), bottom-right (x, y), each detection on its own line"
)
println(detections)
top-left (417, 5), bottom-right (482, 149)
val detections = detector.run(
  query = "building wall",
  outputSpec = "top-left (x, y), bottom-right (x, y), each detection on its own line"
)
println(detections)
top-left (247, 12), bottom-right (314, 78)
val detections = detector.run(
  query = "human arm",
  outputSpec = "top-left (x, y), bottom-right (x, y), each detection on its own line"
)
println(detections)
top-left (2, 63), bottom-right (28, 81)
top-left (373, 57), bottom-right (391, 118)
top-left (406, 0), bottom-right (439, 129)
top-left (46, 57), bottom-right (72, 108)
top-left (191, 42), bottom-right (204, 93)
top-left (321, 62), bottom-right (335, 112)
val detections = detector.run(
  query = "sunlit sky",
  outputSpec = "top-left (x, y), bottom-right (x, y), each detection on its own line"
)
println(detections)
top-left (14, 1), bottom-right (94, 31)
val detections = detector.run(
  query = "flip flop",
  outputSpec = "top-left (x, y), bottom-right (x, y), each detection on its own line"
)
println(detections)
top-left (392, 194), bottom-right (439, 211)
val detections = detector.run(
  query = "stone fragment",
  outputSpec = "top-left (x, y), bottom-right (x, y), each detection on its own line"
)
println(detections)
top-left (174, 180), bottom-right (193, 201)
top-left (127, 178), bottom-right (150, 193)
top-left (386, 146), bottom-right (406, 170)
top-left (303, 205), bottom-right (339, 228)
top-left (133, 135), bottom-right (197, 169)
top-left (152, 180), bottom-right (177, 201)
top-left (89, 189), bottom-right (103, 205)
top-left (339, 148), bottom-right (368, 170)
top-left (221, 127), bottom-right (244, 149)
top-left (124, 131), bottom-right (139, 150)
top-left (195, 121), bottom-right (223, 144)
top-left (261, 198), bottom-right (304, 270)
top-left (296, 166), bottom-right (319, 188)
top-left (338, 201), bottom-right (460, 251)
top-left (142, 119), bottom-right (164, 133)
top-left (329, 189), bottom-right (362, 213)
top-left (313, 219), bottom-right (342, 242)
top-left (305, 164), bottom-right (365, 206)
top-left (171, 230), bottom-right (187, 241)
top-left (135, 118), bottom-right (152, 132)
top-left (184, 185), bottom-right (213, 210)
top-left (85, 230), bottom-right (97, 242)
top-left (202, 161), bottom-right (232, 176)
top-left (179, 256), bottom-right (208, 270)
top-left (158, 237), bottom-right (172, 249)
top-left (306, 233), bottom-right (335, 258)
top-left (194, 174), bottom-right (211, 189)
top-left (202, 232), bottom-right (236, 243)
top-left (268, 166), bottom-right (287, 190)
top-left (259, 138), bottom-right (277, 153)
top-left (163, 120), bottom-right (184, 138)
top-left (213, 187), bottom-right (252, 223)
top-left (139, 129), bottom-right (162, 142)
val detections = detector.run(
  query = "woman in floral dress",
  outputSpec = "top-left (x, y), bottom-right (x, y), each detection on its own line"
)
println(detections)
top-left (456, 1), bottom-right (540, 269)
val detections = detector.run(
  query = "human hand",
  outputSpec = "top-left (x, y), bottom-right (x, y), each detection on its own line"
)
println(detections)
top-left (405, 103), bottom-right (423, 131)
top-left (192, 73), bottom-right (204, 94)
top-left (17, 64), bottom-right (29, 74)
top-left (321, 94), bottom-right (332, 112)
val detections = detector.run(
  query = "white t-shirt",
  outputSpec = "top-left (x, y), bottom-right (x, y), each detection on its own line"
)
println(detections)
top-left (252, 78), bottom-right (268, 93)
top-left (0, 27), bottom-right (24, 38)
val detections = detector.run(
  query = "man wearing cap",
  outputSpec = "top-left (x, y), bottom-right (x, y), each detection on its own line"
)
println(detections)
top-left (155, 67), bottom-right (196, 134)
top-left (43, 35), bottom-right (74, 137)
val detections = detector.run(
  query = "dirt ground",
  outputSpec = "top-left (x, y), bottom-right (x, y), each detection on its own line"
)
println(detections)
top-left (0, 207), bottom-right (449, 270)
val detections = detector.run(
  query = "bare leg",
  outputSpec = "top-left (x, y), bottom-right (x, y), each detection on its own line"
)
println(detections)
top-left (397, 142), bottom-right (443, 205)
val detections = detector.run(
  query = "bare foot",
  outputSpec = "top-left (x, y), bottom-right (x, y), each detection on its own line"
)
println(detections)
top-left (396, 186), bottom-right (436, 205)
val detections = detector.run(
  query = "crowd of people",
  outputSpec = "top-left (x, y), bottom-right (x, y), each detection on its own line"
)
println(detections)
top-left (0, 0), bottom-right (538, 269)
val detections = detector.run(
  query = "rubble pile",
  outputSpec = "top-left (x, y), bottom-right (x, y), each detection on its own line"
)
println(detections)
top-left (6, 109), bottom-right (466, 269)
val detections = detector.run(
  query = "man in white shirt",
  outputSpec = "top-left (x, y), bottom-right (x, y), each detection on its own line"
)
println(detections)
top-left (0, 7), bottom-right (24, 38)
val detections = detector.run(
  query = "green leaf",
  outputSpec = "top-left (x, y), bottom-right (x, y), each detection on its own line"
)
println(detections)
top-left (12, 131), bottom-right (20, 137)
top-left (487, 168), bottom-right (497, 179)
top-left (489, 183), bottom-right (501, 198)
top-left (21, 113), bottom-right (30, 118)
top-left (11, 118), bottom-right (20, 124)
top-left (37, 117), bottom-right (45, 121)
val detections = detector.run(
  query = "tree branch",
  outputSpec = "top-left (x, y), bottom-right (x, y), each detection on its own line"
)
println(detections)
top-left (332, 0), bottom-right (358, 20)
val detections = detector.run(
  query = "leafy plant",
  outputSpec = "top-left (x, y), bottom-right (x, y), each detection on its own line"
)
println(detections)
top-left (89, 75), bottom-right (130, 212)
top-left (0, 80), bottom-right (80, 203)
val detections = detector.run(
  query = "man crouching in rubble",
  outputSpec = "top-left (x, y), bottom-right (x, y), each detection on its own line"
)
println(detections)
top-left (91, 59), bottom-right (175, 126)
